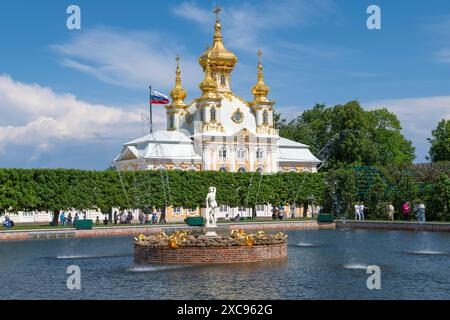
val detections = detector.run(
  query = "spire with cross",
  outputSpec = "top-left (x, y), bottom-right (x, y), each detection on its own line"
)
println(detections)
top-left (213, 5), bottom-right (221, 22)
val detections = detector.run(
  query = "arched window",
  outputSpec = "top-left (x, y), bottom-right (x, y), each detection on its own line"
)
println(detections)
top-left (256, 167), bottom-right (263, 173)
top-left (238, 167), bottom-right (246, 173)
top-left (219, 147), bottom-right (227, 159)
top-left (220, 75), bottom-right (226, 86)
top-left (168, 113), bottom-right (175, 129)
top-left (219, 166), bottom-right (228, 172)
top-left (211, 107), bottom-right (216, 121)
top-left (263, 110), bottom-right (269, 124)
top-left (200, 109), bottom-right (204, 122)
top-left (256, 148), bottom-right (264, 159)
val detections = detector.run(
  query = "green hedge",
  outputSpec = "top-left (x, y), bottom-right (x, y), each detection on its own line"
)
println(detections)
top-left (0, 169), bottom-right (324, 212)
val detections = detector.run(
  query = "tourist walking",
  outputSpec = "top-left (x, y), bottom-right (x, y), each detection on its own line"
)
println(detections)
top-left (127, 211), bottom-right (134, 224)
top-left (95, 216), bottom-right (100, 225)
top-left (74, 212), bottom-right (79, 226)
top-left (402, 202), bottom-right (410, 221)
top-left (60, 211), bottom-right (66, 226)
top-left (359, 203), bottom-right (366, 220)
top-left (67, 212), bottom-right (73, 227)
top-left (120, 211), bottom-right (127, 224)
top-left (138, 211), bottom-right (144, 225)
top-left (113, 211), bottom-right (118, 225)
top-left (415, 202), bottom-right (426, 223)
top-left (152, 210), bottom-right (158, 224)
top-left (387, 203), bottom-right (395, 221)
top-left (354, 203), bottom-right (361, 220)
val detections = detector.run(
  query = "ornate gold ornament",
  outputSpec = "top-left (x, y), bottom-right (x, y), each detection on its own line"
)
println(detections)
top-left (168, 54), bottom-right (188, 110)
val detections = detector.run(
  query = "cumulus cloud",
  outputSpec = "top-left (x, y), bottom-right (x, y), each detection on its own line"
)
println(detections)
top-left (363, 96), bottom-right (450, 161)
top-left (0, 74), bottom-right (165, 160)
top-left (51, 27), bottom-right (203, 92)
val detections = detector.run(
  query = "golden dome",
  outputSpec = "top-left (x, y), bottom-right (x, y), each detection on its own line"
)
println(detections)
top-left (198, 6), bottom-right (237, 73)
top-left (251, 49), bottom-right (272, 105)
top-left (169, 54), bottom-right (187, 109)
top-left (199, 59), bottom-right (219, 100)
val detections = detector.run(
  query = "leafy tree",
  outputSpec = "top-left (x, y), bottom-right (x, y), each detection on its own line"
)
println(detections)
top-left (276, 101), bottom-right (415, 169)
top-left (428, 119), bottom-right (450, 162)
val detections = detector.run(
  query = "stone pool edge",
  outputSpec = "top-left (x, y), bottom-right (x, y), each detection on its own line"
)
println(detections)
top-left (335, 220), bottom-right (450, 232)
top-left (0, 220), bottom-right (335, 241)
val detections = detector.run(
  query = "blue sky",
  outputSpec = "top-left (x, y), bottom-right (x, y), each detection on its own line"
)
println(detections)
top-left (0, 0), bottom-right (449, 169)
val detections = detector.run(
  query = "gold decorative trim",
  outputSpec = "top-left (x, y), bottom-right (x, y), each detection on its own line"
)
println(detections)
top-left (232, 108), bottom-right (244, 124)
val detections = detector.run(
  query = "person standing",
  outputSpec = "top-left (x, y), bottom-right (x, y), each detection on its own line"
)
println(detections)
top-left (74, 212), bottom-right (79, 226)
top-left (387, 203), bottom-right (395, 221)
top-left (354, 203), bottom-right (360, 220)
top-left (113, 211), bottom-right (118, 225)
top-left (359, 202), bottom-right (366, 221)
top-left (138, 211), bottom-right (144, 225)
top-left (402, 202), bottom-right (410, 221)
top-left (120, 211), bottom-right (127, 224)
top-left (60, 211), bottom-right (66, 227)
top-left (67, 212), bottom-right (73, 227)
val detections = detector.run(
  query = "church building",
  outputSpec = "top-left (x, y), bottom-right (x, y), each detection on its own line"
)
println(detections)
top-left (114, 8), bottom-right (320, 174)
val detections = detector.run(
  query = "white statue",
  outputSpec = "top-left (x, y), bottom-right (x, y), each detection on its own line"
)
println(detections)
top-left (205, 186), bottom-right (218, 229)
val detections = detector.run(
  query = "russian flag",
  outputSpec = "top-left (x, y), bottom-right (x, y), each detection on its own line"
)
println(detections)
top-left (150, 91), bottom-right (170, 104)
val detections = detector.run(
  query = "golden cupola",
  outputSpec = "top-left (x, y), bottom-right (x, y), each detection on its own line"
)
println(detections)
top-left (251, 49), bottom-right (273, 106)
top-left (168, 54), bottom-right (187, 109)
top-left (199, 59), bottom-right (219, 100)
top-left (198, 6), bottom-right (237, 73)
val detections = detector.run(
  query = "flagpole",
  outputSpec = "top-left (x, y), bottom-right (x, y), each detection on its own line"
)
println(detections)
top-left (149, 85), bottom-right (153, 134)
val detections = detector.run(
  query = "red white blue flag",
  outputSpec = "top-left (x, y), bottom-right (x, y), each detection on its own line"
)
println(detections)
top-left (150, 91), bottom-right (169, 104)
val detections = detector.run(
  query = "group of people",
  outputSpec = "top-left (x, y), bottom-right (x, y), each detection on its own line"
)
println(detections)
top-left (2, 215), bottom-right (15, 228)
top-left (110, 210), bottom-right (159, 225)
top-left (60, 211), bottom-right (87, 226)
top-left (401, 202), bottom-right (426, 223)
top-left (272, 205), bottom-right (286, 220)
top-left (353, 201), bottom-right (426, 222)
top-left (354, 202), bottom-right (367, 221)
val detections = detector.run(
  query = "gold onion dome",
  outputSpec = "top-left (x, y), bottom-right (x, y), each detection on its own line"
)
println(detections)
top-left (199, 59), bottom-right (218, 99)
top-left (169, 54), bottom-right (187, 108)
top-left (252, 49), bottom-right (272, 104)
top-left (198, 6), bottom-right (237, 72)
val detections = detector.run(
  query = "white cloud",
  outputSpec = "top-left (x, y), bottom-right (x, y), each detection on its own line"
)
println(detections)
top-left (363, 96), bottom-right (450, 161)
top-left (172, 0), bottom-right (339, 55)
top-left (0, 74), bottom-right (165, 160)
top-left (52, 27), bottom-right (203, 93)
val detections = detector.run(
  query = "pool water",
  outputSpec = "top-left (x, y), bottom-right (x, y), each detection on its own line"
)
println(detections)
top-left (0, 229), bottom-right (449, 299)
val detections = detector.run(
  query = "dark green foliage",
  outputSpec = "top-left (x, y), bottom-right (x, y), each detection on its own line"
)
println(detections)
top-left (0, 169), bottom-right (324, 214)
top-left (277, 101), bottom-right (415, 168)
top-left (428, 119), bottom-right (450, 162)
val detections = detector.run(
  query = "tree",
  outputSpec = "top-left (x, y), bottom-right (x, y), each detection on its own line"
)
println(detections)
top-left (428, 119), bottom-right (450, 162)
top-left (276, 101), bottom-right (415, 169)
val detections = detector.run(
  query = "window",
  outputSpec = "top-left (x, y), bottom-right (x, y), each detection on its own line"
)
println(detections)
top-left (219, 147), bottom-right (227, 159)
top-left (220, 75), bottom-right (226, 86)
top-left (211, 107), bottom-right (216, 121)
top-left (256, 167), bottom-right (263, 173)
top-left (168, 114), bottom-right (175, 129)
top-left (220, 205), bottom-right (228, 213)
top-left (238, 167), bottom-right (246, 172)
top-left (219, 166), bottom-right (228, 172)
top-left (256, 148), bottom-right (264, 159)
top-left (127, 165), bottom-right (134, 172)
top-left (236, 148), bottom-right (245, 159)
top-left (263, 110), bottom-right (269, 124)
top-left (173, 207), bottom-right (183, 215)
top-left (200, 109), bottom-right (204, 122)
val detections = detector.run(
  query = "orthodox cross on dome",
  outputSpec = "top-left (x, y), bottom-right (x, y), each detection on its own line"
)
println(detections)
top-left (213, 5), bottom-right (222, 22)
top-left (176, 53), bottom-right (180, 67)
top-left (257, 49), bottom-right (262, 64)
